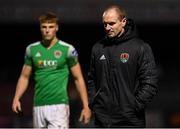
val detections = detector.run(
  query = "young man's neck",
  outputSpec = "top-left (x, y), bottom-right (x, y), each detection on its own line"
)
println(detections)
top-left (42, 37), bottom-right (58, 49)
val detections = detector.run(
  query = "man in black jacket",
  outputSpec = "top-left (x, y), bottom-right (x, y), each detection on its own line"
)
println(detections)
top-left (88, 5), bottom-right (158, 128)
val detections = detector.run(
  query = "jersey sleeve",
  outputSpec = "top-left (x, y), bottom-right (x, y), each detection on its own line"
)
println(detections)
top-left (67, 45), bottom-right (78, 68)
top-left (24, 45), bottom-right (32, 66)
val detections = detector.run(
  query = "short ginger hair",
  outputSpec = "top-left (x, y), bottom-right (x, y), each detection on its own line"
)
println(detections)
top-left (38, 12), bottom-right (58, 24)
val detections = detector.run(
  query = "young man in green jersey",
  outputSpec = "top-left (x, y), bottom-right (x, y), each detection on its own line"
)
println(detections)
top-left (12, 12), bottom-right (91, 128)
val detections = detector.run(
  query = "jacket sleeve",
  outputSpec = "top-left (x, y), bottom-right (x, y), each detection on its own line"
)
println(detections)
top-left (87, 48), bottom-right (96, 109)
top-left (135, 43), bottom-right (159, 111)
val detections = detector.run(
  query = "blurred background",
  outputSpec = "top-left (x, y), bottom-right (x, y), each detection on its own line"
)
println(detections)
top-left (0, 0), bottom-right (180, 128)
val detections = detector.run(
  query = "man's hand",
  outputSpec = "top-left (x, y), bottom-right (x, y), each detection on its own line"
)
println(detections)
top-left (79, 107), bottom-right (92, 124)
top-left (12, 99), bottom-right (22, 114)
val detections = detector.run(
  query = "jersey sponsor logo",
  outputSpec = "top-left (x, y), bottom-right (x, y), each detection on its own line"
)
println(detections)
top-left (120, 53), bottom-right (129, 63)
top-left (54, 50), bottom-right (62, 58)
top-left (38, 60), bottom-right (58, 68)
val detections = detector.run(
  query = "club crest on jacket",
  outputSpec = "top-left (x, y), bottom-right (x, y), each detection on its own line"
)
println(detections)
top-left (120, 53), bottom-right (129, 63)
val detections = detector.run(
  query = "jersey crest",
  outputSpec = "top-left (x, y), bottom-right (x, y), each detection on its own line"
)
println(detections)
top-left (54, 50), bottom-right (62, 58)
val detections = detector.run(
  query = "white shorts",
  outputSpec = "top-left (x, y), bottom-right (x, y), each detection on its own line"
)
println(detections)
top-left (33, 104), bottom-right (70, 128)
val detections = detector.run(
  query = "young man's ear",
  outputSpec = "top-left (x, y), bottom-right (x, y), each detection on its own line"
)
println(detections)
top-left (56, 25), bottom-right (59, 31)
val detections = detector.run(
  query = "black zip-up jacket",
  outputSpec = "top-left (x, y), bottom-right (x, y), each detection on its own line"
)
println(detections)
top-left (88, 19), bottom-right (158, 127)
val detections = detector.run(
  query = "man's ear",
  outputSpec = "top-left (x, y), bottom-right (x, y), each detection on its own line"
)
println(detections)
top-left (121, 18), bottom-right (127, 27)
top-left (56, 25), bottom-right (59, 31)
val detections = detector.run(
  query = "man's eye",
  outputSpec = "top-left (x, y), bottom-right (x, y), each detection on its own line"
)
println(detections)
top-left (109, 22), bottom-right (115, 25)
top-left (104, 22), bottom-right (115, 27)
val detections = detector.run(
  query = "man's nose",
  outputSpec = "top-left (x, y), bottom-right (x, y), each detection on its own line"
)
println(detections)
top-left (105, 24), bottom-right (111, 30)
top-left (45, 28), bottom-right (50, 33)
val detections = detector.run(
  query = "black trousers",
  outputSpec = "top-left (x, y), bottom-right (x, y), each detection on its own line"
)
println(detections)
top-left (94, 113), bottom-right (145, 128)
